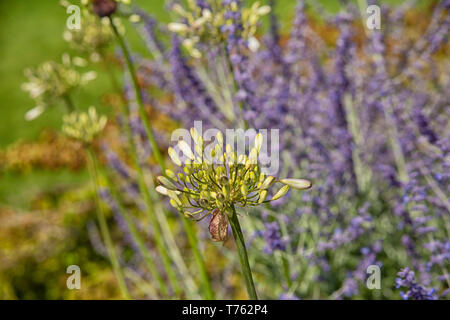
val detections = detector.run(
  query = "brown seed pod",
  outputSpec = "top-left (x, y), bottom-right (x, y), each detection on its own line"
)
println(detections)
top-left (209, 209), bottom-right (229, 242)
top-left (92, 0), bottom-right (117, 18)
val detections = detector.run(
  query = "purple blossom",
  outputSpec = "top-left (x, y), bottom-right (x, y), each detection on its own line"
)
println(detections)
top-left (396, 268), bottom-right (438, 300)
top-left (262, 222), bottom-right (287, 254)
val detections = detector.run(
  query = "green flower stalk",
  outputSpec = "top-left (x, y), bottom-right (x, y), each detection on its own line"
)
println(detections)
top-left (97, 6), bottom-right (214, 298)
top-left (156, 128), bottom-right (311, 299)
top-left (62, 107), bottom-right (130, 299)
top-left (107, 16), bottom-right (166, 172)
top-left (63, 107), bottom-right (176, 298)
top-left (86, 147), bottom-right (131, 299)
top-left (22, 54), bottom-right (96, 120)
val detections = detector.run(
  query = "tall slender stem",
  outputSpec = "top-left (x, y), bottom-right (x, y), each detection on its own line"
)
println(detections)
top-left (62, 94), bottom-right (76, 112)
top-left (118, 99), bottom-right (182, 297)
top-left (100, 50), bottom-right (122, 96)
top-left (181, 216), bottom-right (215, 299)
top-left (108, 16), bottom-right (184, 297)
top-left (228, 205), bottom-right (258, 300)
top-left (102, 169), bottom-right (169, 296)
top-left (87, 147), bottom-right (131, 299)
top-left (110, 15), bottom-right (213, 299)
top-left (109, 17), bottom-right (165, 171)
top-left (224, 45), bottom-right (249, 130)
top-left (281, 254), bottom-right (293, 288)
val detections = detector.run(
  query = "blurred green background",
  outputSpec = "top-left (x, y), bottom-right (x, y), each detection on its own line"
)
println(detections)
top-left (0, 0), bottom-right (169, 208)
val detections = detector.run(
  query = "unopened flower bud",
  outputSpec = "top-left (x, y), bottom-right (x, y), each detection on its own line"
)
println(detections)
top-left (92, 0), bottom-right (117, 18)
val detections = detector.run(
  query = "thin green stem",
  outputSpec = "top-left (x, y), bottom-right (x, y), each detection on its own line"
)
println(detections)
top-left (110, 15), bottom-right (213, 299)
top-left (344, 93), bottom-right (373, 194)
top-left (224, 45), bottom-right (249, 130)
top-left (106, 23), bottom-right (183, 295)
top-left (281, 254), bottom-right (292, 289)
top-left (109, 17), bottom-right (165, 171)
top-left (181, 216), bottom-right (214, 299)
top-left (62, 94), bottom-right (76, 112)
top-left (118, 99), bottom-right (182, 298)
top-left (228, 205), bottom-right (258, 300)
top-left (87, 147), bottom-right (131, 299)
top-left (102, 169), bottom-right (169, 297)
top-left (100, 50), bottom-right (122, 95)
top-left (148, 176), bottom-right (202, 298)
top-left (383, 97), bottom-right (409, 184)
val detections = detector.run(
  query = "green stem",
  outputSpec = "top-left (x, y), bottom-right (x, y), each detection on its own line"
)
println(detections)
top-left (181, 216), bottom-right (214, 299)
top-left (110, 15), bottom-right (213, 299)
top-left (383, 97), bottom-right (409, 184)
top-left (224, 45), bottom-right (249, 130)
top-left (102, 169), bottom-right (169, 297)
top-left (228, 205), bottom-right (258, 300)
top-left (109, 17), bottom-right (165, 171)
top-left (281, 254), bottom-right (292, 288)
top-left (118, 99), bottom-right (182, 298)
top-left (100, 50), bottom-right (122, 95)
top-left (344, 93), bottom-right (373, 194)
top-left (62, 94), bottom-right (76, 112)
top-left (87, 147), bottom-right (130, 299)
top-left (106, 23), bottom-right (182, 295)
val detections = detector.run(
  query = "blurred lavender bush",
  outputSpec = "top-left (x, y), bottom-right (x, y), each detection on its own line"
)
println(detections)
top-left (11, 0), bottom-right (449, 299)
top-left (116, 0), bottom-right (449, 299)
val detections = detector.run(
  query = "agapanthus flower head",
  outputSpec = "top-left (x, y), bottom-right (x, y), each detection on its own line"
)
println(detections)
top-left (61, 2), bottom-right (115, 60)
top-left (22, 54), bottom-right (97, 120)
top-left (156, 127), bottom-right (311, 241)
top-left (62, 106), bottom-right (107, 143)
top-left (167, 0), bottom-right (270, 57)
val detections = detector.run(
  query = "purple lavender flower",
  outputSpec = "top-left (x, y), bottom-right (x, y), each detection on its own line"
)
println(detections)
top-left (278, 293), bottom-right (300, 300)
top-left (396, 268), bottom-right (438, 300)
top-left (262, 222), bottom-right (287, 254)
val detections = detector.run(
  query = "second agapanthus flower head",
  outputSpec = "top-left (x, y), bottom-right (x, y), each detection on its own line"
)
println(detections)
top-left (167, 0), bottom-right (270, 57)
top-left (62, 106), bottom-right (107, 143)
top-left (22, 54), bottom-right (96, 120)
top-left (156, 127), bottom-right (311, 241)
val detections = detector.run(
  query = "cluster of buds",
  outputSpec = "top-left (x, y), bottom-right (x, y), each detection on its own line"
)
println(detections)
top-left (62, 1), bottom-right (115, 61)
top-left (223, 0), bottom-right (271, 51)
top-left (62, 107), bottom-right (107, 143)
top-left (156, 128), bottom-right (311, 241)
top-left (22, 54), bottom-right (97, 120)
top-left (167, 0), bottom-right (270, 58)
